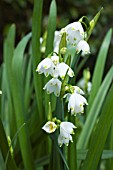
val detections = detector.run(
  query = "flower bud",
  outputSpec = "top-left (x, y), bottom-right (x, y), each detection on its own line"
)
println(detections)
top-left (60, 47), bottom-right (67, 55)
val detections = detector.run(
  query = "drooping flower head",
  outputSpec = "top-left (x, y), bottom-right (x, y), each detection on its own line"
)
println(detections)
top-left (58, 122), bottom-right (76, 147)
top-left (67, 92), bottom-right (88, 115)
top-left (43, 78), bottom-right (62, 97)
top-left (76, 40), bottom-right (90, 56)
top-left (64, 85), bottom-right (88, 116)
top-left (36, 58), bottom-right (55, 77)
top-left (72, 86), bottom-right (84, 95)
top-left (61, 22), bottom-right (84, 46)
top-left (51, 55), bottom-right (59, 65)
top-left (57, 62), bottom-right (74, 80)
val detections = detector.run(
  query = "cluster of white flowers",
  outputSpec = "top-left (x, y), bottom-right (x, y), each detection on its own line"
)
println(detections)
top-left (37, 21), bottom-right (90, 147)
top-left (54, 21), bottom-right (90, 57)
top-left (36, 55), bottom-right (74, 97)
top-left (42, 121), bottom-right (76, 147)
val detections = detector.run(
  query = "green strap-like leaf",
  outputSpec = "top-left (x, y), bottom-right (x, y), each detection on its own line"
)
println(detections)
top-left (77, 66), bottom-right (113, 150)
top-left (12, 33), bottom-right (35, 170)
top-left (3, 24), bottom-right (16, 137)
top-left (87, 28), bottom-right (112, 113)
top-left (44, 0), bottom-right (57, 116)
top-left (81, 83), bottom-right (113, 170)
top-left (45, 0), bottom-right (57, 56)
top-left (32, 0), bottom-right (43, 116)
top-left (77, 149), bottom-right (113, 160)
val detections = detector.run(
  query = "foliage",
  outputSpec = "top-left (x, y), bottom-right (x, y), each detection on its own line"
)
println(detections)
top-left (0, 0), bottom-right (113, 170)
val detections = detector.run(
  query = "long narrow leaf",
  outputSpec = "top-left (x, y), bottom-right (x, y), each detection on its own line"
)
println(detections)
top-left (3, 24), bottom-right (16, 137)
top-left (12, 33), bottom-right (35, 170)
top-left (44, 0), bottom-right (57, 115)
top-left (77, 149), bottom-right (113, 160)
top-left (87, 29), bottom-right (112, 113)
top-left (81, 83), bottom-right (113, 170)
top-left (77, 66), bottom-right (113, 150)
top-left (45, 0), bottom-right (57, 56)
top-left (32, 0), bottom-right (43, 116)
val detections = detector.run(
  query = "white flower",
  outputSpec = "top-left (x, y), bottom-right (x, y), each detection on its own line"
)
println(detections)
top-left (42, 121), bottom-right (57, 133)
top-left (50, 66), bottom-right (59, 78)
top-left (72, 86), bottom-right (84, 95)
top-left (36, 58), bottom-right (55, 77)
top-left (43, 78), bottom-right (62, 97)
top-left (58, 134), bottom-right (72, 147)
top-left (57, 62), bottom-right (74, 79)
top-left (76, 40), bottom-right (90, 56)
top-left (65, 92), bottom-right (88, 115)
top-left (51, 55), bottom-right (59, 65)
top-left (58, 122), bottom-right (76, 147)
top-left (66, 22), bottom-right (84, 34)
top-left (0, 91), bottom-right (2, 95)
top-left (61, 22), bottom-right (84, 46)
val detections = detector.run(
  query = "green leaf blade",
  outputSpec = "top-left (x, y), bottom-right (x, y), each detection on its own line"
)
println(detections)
top-left (81, 83), bottom-right (113, 170)
top-left (87, 28), bottom-right (112, 113)
top-left (77, 66), bottom-right (113, 150)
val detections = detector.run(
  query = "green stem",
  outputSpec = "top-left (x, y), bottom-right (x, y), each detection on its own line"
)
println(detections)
top-left (50, 98), bottom-right (66, 170)
top-left (68, 116), bottom-right (77, 170)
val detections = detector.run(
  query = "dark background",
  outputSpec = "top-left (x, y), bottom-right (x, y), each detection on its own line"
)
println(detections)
top-left (0, 0), bottom-right (113, 74)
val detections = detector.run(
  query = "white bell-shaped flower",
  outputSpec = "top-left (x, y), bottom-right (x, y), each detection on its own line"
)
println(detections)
top-left (68, 92), bottom-right (88, 115)
top-left (58, 133), bottom-right (72, 147)
top-left (66, 22), bottom-right (84, 34)
top-left (51, 66), bottom-right (59, 78)
top-left (0, 91), bottom-right (2, 95)
top-left (58, 122), bottom-right (76, 147)
top-left (72, 86), bottom-right (84, 95)
top-left (57, 62), bottom-right (74, 79)
top-left (43, 78), bottom-right (62, 97)
top-left (36, 58), bottom-right (55, 77)
top-left (62, 22), bottom-right (84, 46)
top-left (76, 40), bottom-right (90, 56)
top-left (42, 121), bottom-right (57, 133)
top-left (51, 55), bottom-right (59, 65)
